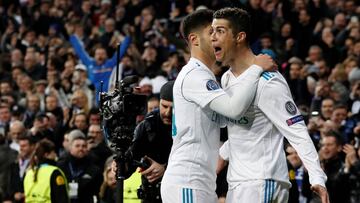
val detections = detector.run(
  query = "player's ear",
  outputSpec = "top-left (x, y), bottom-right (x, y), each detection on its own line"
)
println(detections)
top-left (236, 32), bottom-right (246, 44)
top-left (189, 33), bottom-right (199, 46)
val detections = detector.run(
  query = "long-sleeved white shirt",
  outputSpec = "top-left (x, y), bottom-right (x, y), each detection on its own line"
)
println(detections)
top-left (220, 70), bottom-right (327, 190)
top-left (162, 58), bottom-right (262, 193)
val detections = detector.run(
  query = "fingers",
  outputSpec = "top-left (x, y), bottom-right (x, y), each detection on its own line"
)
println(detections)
top-left (311, 185), bottom-right (329, 203)
top-left (141, 165), bottom-right (154, 176)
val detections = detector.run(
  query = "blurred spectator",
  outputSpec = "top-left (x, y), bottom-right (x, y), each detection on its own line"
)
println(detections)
top-left (87, 124), bottom-right (112, 170)
top-left (0, 133), bottom-right (17, 201)
top-left (0, 80), bottom-right (13, 96)
top-left (305, 133), bottom-right (350, 203)
top-left (88, 108), bottom-right (101, 126)
top-left (45, 94), bottom-right (64, 124)
top-left (99, 157), bottom-right (117, 203)
top-left (343, 143), bottom-right (360, 203)
top-left (8, 120), bottom-right (27, 152)
top-left (23, 94), bottom-right (41, 128)
top-left (67, 23), bottom-right (128, 93)
top-left (0, 105), bottom-right (11, 136)
top-left (147, 96), bottom-right (160, 113)
top-left (310, 80), bottom-right (332, 113)
top-left (287, 59), bottom-right (312, 106)
top-left (72, 64), bottom-right (94, 108)
top-left (57, 135), bottom-right (102, 203)
top-left (71, 89), bottom-right (90, 115)
top-left (30, 113), bottom-right (56, 143)
top-left (72, 113), bottom-right (89, 135)
top-left (3, 135), bottom-right (36, 203)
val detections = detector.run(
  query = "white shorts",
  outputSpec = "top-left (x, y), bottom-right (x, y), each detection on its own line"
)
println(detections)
top-left (226, 179), bottom-right (289, 203)
top-left (160, 183), bottom-right (218, 203)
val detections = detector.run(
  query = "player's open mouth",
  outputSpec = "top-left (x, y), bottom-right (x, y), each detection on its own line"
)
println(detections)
top-left (214, 47), bottom-right (222, 57)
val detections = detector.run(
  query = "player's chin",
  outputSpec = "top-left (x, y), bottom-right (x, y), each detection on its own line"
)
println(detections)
top-left (162, 118), bottom-right (171, 125)
top-left (215, 60), bottom-right (223, 67)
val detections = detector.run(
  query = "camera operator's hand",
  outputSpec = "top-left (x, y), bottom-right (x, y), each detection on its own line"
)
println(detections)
top-left (140, 156), bottom-right (165, 183)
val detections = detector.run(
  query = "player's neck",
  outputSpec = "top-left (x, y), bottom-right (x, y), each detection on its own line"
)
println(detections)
top-left (229, 47), bottom-right (255, 77)
top-left (191, 48), bottom-right (215, 69)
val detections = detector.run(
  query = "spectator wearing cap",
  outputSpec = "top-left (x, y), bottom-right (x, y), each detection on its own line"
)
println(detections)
top-left (72, 64), bottom-right (94, 108)
top-left (139, 77), bottom-right (153, 96)
top-left (35, 79), bottom-right (48, 111)
top-left (57, 133), bottom-right (102, 203)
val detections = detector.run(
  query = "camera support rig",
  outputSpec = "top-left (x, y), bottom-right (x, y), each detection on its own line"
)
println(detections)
top-left (99, 38), bottom-right (147, 203)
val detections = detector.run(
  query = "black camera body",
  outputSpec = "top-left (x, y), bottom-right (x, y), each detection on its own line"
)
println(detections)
top-left (100, 76), bottom-right (147, 179)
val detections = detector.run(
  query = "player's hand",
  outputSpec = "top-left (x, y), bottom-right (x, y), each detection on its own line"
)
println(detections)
top-left (311, 185), bottom-right (329, 203)
top-left (254, 54), bottom-right (277, 72)
top-left (140, 156), bottom-right (166, 183)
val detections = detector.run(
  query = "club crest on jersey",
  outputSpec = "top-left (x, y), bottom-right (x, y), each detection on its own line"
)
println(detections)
top-left (285, 101), bottom-right (297, 115)
top-left (206, 80), bottom-right (220, 91)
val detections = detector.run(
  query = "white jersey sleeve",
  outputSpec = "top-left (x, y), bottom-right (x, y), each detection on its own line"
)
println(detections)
top-left (182, 68), bottom-right (225, 108)
top-left (209, 65), bottom-right (263, 119)
top-left (257, 75), bottom-right (327, 187)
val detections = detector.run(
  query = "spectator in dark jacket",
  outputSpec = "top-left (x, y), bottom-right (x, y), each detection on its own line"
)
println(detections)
top-left (57, 134), bottom-right (102, 203)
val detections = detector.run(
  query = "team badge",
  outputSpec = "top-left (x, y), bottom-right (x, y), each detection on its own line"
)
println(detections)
top-left (56, 176), bottom-right (65, 185)
top-left (206, 80), bottom-right (220, 91)
top-left (285, 101), bottom-right (297, 115)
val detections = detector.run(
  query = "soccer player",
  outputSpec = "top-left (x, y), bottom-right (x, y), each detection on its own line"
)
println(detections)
top-left (211, 8), bottom-right (329, 203)
top-left (160, 9), bottom-right (276, 203)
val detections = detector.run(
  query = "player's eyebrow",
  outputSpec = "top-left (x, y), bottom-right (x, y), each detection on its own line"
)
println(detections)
top-left (213, 25), bottom-right (227, 30)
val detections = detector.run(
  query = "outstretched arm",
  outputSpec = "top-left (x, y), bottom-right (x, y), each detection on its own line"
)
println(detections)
top-left (69, 35), bottom-right (92, 66)
top-left (107, 36), bottom-right (132, 67)
top-left (258, 76), bottom-right (327, 188)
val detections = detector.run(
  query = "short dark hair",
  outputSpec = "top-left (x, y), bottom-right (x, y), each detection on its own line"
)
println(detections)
top-left (180, 9), bottom-right (214, 42)
top-left (324, 131), bottom-right (343, 146)
top-left (213, 7), bottom-right (251, 42)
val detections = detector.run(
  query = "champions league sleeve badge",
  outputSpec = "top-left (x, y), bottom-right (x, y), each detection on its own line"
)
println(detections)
top-left (206, 80), bottom-right (220, 91)
top-left (285, 101), bottom-right (297, 115)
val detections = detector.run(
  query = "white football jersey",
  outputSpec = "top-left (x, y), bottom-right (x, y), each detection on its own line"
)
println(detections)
top-left (162, 58), bottom-right (225, 193)
top-left (220, 70), bottom-right (327, 190)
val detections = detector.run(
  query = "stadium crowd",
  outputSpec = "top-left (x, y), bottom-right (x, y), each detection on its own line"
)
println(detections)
top-left (0, 0), bottom-right (359, 203)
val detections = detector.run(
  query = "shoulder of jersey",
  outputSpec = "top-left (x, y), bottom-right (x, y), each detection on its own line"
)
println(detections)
top-left (260, 71), bottom-right (277, 81)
